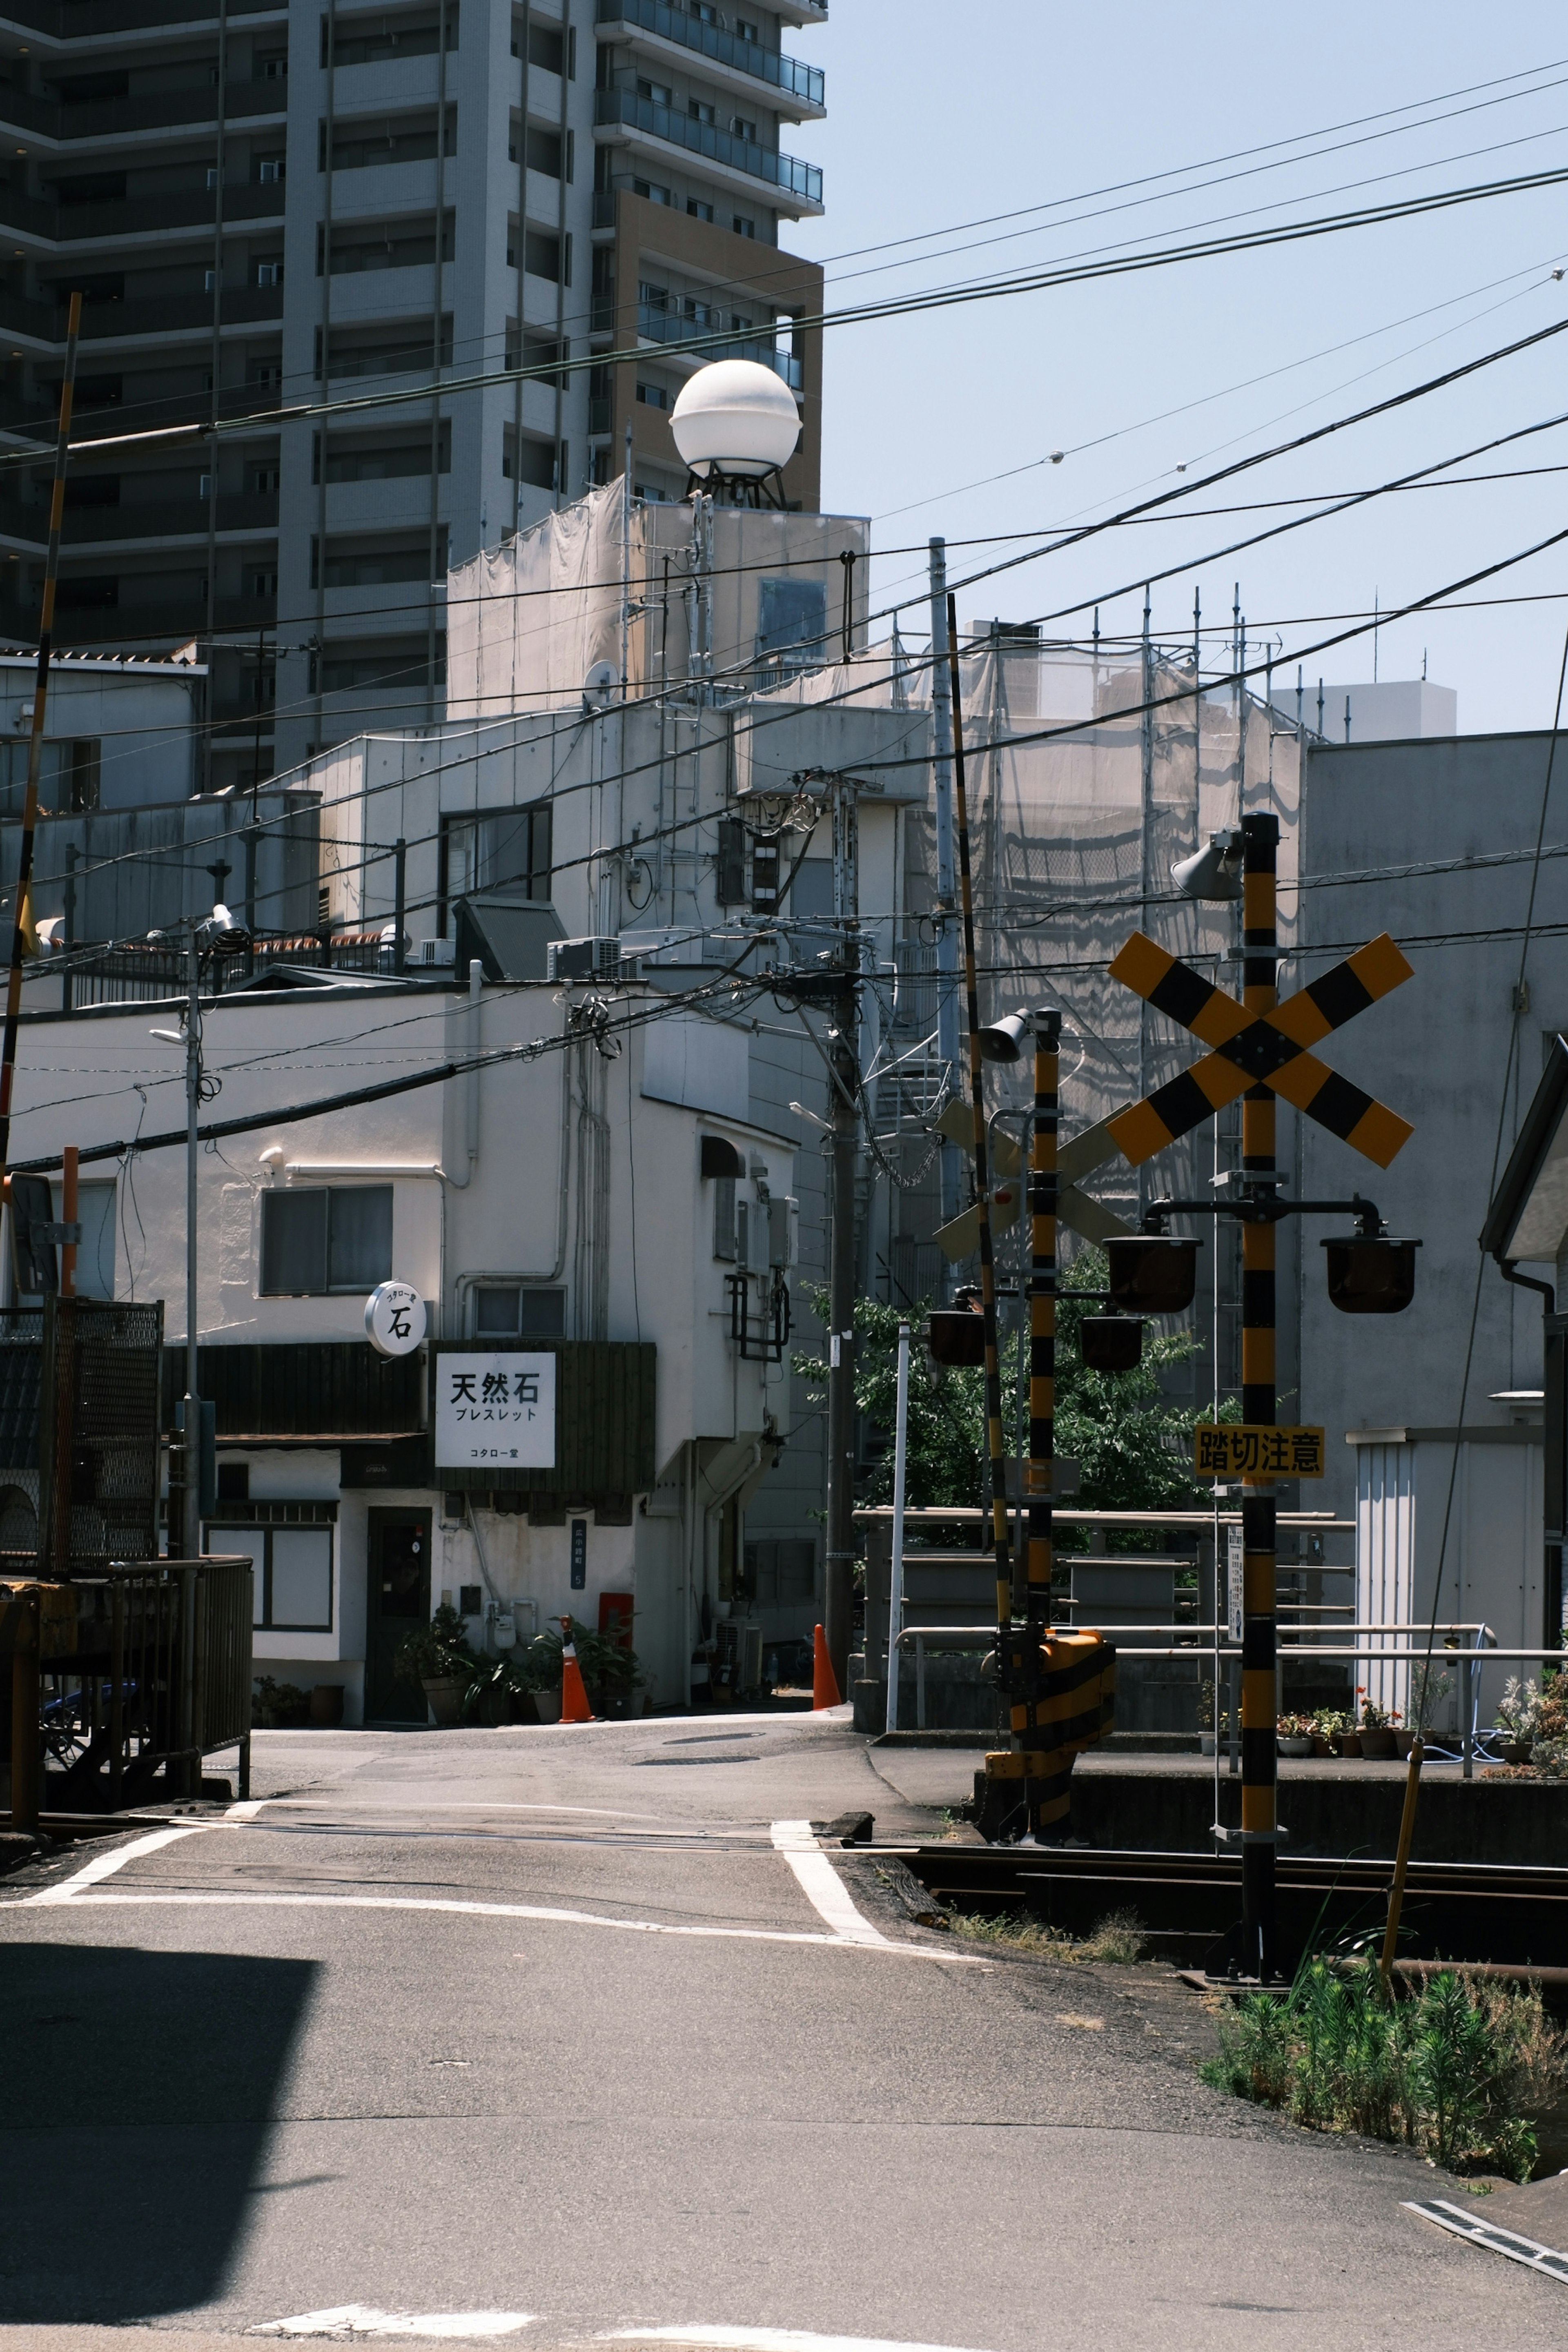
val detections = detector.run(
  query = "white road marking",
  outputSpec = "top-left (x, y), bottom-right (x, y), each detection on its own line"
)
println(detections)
top-left (601, 2330), bottom-right (998, 2352)
top-left (43, 1886), bottom-right (974, 1960)
top-left (24, 1821), bottom-right (210, 1904)
top-left (228, 1797), bottom-right (271, 1820)
top-left (249, 2305), bottom-right (535, 2339)
top-left (770, 1820), bottom-right (891, 1947)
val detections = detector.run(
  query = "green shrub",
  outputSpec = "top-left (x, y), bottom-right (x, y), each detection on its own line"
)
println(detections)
top-left (1202, 1957), bottom-right (1566, 2179)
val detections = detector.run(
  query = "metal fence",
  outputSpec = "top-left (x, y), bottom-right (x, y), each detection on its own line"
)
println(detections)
top-left (34, 1555), bottom-right (252, 1809)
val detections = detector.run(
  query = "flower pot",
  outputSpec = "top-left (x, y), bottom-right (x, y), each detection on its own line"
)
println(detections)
top-left (1360, 1727), bottom-right (1396, 1759)
top-left (309, 1683), bottom-right (344, 1728)
top-left (1394, 1729), bottom-right (1414, 1758)
top-left (421, 1674), bottom-right (464, 1728)
top-left (1337, 1731), bottom-right (1363, 1757)
top-left (1502, 1736), bottom-right (1533, 1765)
top-left (533, 1687), bottom-right (562, 1726)
top-left (1311, 1734), bottom-right (1332, 1757)
top-left (1200, 1733), bottom-right (1217, 1757)
top-left (1277, 1734), bottom-right (1313, 1757)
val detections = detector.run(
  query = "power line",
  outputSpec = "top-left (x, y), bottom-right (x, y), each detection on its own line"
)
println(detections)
top-left (6, 154), bottom-right (1568, 481)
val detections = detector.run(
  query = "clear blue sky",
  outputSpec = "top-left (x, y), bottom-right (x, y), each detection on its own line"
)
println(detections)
top-left (785, 2), bottom-right (1568, 732)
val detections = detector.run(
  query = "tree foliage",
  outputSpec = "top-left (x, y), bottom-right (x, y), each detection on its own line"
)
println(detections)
top-left (796, 1246), bottom-right (1222, 1530)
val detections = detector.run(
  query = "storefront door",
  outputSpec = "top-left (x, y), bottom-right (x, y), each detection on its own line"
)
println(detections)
top-left (365, 1508), bottom-right (432, 1723)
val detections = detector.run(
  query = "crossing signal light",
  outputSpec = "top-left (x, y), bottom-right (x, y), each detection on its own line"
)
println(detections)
top-left (1106, 1234), bottom-right (1200, 1314)
top-left (1322, 1232), bottom-right (1420, 1314)
top-left (927, 1308), bottom-right (986, 1366)
top-left (1080, 1315), bottom-right (1143, 1372)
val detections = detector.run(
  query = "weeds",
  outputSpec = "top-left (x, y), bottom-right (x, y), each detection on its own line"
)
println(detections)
top-left (1202, 1957), bottom-right (1566, 2179)
top-left (948, 1905), bottom-right (1147, 1964)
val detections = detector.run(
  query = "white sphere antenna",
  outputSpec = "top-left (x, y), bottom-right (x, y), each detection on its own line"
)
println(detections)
top-left (670, 359), bottom-right (800, 501)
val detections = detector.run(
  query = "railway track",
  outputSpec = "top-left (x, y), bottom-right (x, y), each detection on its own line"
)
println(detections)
top-left (878, 1843), bottom-right (1568, 1973)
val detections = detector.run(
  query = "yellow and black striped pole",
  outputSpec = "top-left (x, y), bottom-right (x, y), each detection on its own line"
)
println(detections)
top-left (1020, 1011), bottom-right (1059, 1831)
top-left (944, 595), bottom-right (1013, 1676)
top-left (1240, 810), bottom-right (1280, 1977)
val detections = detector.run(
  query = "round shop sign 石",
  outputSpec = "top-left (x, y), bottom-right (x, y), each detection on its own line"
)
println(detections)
top-left (365, 1281), bottom-right (427, 1359)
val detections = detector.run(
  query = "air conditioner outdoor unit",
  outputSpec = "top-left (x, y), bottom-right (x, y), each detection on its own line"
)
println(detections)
top-left (548, 935), bottom-right (632, 983)
top-left (411, 937), bottom-right (456, 968)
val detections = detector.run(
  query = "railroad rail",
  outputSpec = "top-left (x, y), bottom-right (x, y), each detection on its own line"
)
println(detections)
top-left (879, 1843), bottom-right (1568, 1976)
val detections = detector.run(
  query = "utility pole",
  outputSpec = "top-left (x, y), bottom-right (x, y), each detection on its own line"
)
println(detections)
top-left (1238, 808), bottom-right (1279, 1978)
top-left (183, 929), bottom-right (203, 1566)
top-left (928, 540), bottom-right (961, 1233)
top-left (823, 778), bottom-right (860, 1699)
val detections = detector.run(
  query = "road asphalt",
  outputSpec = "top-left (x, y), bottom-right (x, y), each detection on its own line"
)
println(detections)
top-left (1, 1709), bottom-right (1563, 2351)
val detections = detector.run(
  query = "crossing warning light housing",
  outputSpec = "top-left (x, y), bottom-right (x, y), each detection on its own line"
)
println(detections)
top-left (927, 1309), bottom-right (986, 1367)
top-left (1080, 1315), bottom-right (1143, 1372)
top-left (1106, 1234), bottom-right (1200, 1314)
top-left (1321, 1232), bottom-right (1421, 1314)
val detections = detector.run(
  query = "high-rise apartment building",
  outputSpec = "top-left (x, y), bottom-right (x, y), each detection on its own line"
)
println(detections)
top-left (0, 0), bottom-right (826, 790)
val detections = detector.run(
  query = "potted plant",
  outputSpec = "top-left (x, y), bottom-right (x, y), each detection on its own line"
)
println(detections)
top-left (1276, 1712), bottom-right (1314, 1758)
top-left (394, 1601), bottom-right (475, 1728)
top-left (460, 1655), bottom-right (538, 1728)
top-left (1495, 1675), bottom-right (1544, 1765)
top-left (524, 1619), bottom-right (646, 1721)
top-left (1309, 1708), bottom-right (1343, 1757)
top-left (1358, 1689), bottom-right (1399, 1759)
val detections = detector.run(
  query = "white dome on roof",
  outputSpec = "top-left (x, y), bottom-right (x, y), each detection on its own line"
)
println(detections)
top-left (670, 359), bottom-right (800, 480)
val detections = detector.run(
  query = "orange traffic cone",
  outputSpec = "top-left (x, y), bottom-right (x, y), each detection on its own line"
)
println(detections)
top-left (559, 1617), bottom-right (595, 1724)
top-left (812, 1623), bottom-right (841, 1711)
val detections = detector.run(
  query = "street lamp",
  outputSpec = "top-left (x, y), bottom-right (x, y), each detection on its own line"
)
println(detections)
top-left (149, 899), bottom-right (250, 1559)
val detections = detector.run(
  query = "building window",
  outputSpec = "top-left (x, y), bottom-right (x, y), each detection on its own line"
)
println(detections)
top-left (521, 227), bottom-right (569, 284)
top-left (730, 116), bottom-right (757, 142)
top-left (635, 381), bottom-right (669, 410)
top-left (633, 178), bottom-right (673, 206)
top-left (12, 1177), bottom-right (116, 1299)
top-left (259, 1185), bottom-right (393, 1296)
top-left (733, 216), bottom-right (755, 238)
top-left (756, 578), bottom-right (826, 677)
top-left (521, 19), bottom-right (564, 73)
top-left (439, 804), bottom-right (552, 931)
top-left (688, 99), bottom-right (715, 125)
top-left (502, 431), bottom-right (560, 490)
top-left (712, 1176), bottom-right (736, 1261)
top-left (637, 78), bottom-right (674, 106)
top-left (220, 1523), bottom-right (333, 1632)
top-left (687, 199), bottom-right (714, 223)
top-left (471, 1285), bottom-right (566, 1338)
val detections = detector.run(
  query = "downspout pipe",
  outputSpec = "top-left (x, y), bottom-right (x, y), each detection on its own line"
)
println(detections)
top-left (1500, 1260), bottom-right (1555, 1312)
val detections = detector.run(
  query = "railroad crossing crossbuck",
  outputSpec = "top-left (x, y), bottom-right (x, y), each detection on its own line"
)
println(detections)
top-left (1103, 929), bottom-right (1416, 1170)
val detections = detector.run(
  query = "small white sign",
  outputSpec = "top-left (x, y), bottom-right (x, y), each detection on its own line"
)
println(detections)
top-left (365, 1281), bottom-right (427, 1359)
top-left (435, 1351), bottom-right (556, 1469)
top-left (1226, 1523), bottom-right (1245, 1642)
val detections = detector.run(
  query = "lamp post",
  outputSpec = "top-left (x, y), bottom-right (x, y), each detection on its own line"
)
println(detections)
top-left (151, 900), bottom-right (247, 1561)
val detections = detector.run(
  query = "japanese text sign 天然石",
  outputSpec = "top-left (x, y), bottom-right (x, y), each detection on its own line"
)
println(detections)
top-left (434, 1352), bottom-right (557, 1469)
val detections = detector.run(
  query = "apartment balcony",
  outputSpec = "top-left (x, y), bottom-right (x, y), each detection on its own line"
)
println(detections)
top-left (771, 0), bottom-right (829, 23)
top-left (637, 301), bottom-right (802, 390)
top-left (595, 0), bottom-right (824, 120)
top-left (58, 491), bottom-right (280, 545)
top-left (0, 178), bottom-right (285, 250)
top-left (0, 76), bottom-right (288, 146)
top-left (0, 0), bottom-right (283, 38)
top-left (592, 87), bottom-right (822, 215)
top-left (70, 283), bottom-right (284, 340)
